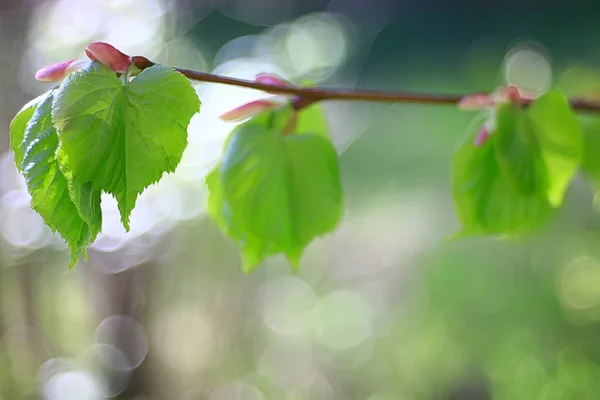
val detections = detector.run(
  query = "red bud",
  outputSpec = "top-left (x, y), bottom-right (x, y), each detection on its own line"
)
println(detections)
top-left (85, 42), bottom-right (132, 73)
top-left (220, 73), bottom-right (295, 124)
top-left (474, 126), bottom-right (490, 147)
top-left (254, 73), bottom-right (294, 88)
top-left (458, 93), bottom-right (494, 111)
top-left (501, 86), bottom-right (522, 103)
top-left (35, 59), bottom-right (90, 82)
top-left (219, 98), bottom-right (283, 122)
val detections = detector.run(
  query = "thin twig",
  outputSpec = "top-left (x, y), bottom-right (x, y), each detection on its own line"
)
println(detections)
top-left (131, 56), bottom-right (600, 112)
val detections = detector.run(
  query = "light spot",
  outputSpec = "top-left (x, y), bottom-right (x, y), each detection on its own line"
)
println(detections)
top-left (94, 315), bottom-right (148, 370)
top-left (285, 13), bottom-right (349, 80)
top-left (209, 381), bottom-right (265, 400)
top-left (213, 35), bottom-right (263, 67)
top-left (81, 344), bottom-right (129, 397)
top-left (257, 338), bottom-right (313, 388)
top-left (0, 189), bottom-right (50, 250)
top-left (153, 306), bottom-right (215, 374)
top-left (43, 370), bottom-right (102, 400)
top-left (309, 290), bottom-right (374, 351)
top-left (504, 42), bottom-right (552, 97)
top-left (261, 276), bottom-right (319, 337)
top-left (560, 256), bottom-right (600, 311)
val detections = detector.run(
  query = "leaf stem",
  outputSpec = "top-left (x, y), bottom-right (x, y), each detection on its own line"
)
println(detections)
top-left (131, 56), bottom-right (600, 112)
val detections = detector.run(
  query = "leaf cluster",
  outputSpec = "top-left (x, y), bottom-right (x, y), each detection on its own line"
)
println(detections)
top-left (10, 62), bottom-right (343, 272)
top-left (453, 91), bottom-right (584, 237)
top-left (10, 62), bottom-right (200, 268)
top-left (10, 58), bottom-right (600, 273)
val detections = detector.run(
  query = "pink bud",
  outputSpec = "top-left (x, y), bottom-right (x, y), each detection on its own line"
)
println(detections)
top-left (85, 42), bottom-right (132, 73)
top-left (514, 87), bottom-right (535, 101)
top-left (220, 73), bottom-right (297, 123)
top-left (458, 93), bottom-right (494, 111)
top-left (493, 85), bottom-right (535, 104)
top-left (34, 59), bottom-right (90, 82)
top-left (255, 73), bottom-right (294, 88)
top-left (502, 85), bottom-right (523, 103)
top-left (474, 126), bottom-right (490, 147)
top-left (219, 98), bottom-right (283, 122)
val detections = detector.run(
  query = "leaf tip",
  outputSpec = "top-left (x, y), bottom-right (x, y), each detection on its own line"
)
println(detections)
top-left (241, 260), bottom-right (257, 274)
top-left (67, 251), bottom-right (80, 271)
top-left (287, 256), bottom-right (301, 274)
top-left (117, 208), bottom-right (132, 232)
top-left (240, 249), bottom-right (265, 273)
top-left (286, 248), bottom-right (303, 273)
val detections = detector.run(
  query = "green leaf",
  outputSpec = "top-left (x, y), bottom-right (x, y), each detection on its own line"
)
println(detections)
top-left (20, 90), bottom-right (102, 269)
top-left (453, 90), bottom-right (582, 237)
top-left (493, 102), bottom-right (549, 197)
top-left (527, 90), bottom-right (582, 206)
top-left (295, 103), bottom-right (331, 138)
top-left (9, 91), bottom-right (50, 169)
top-left (255, 103), bottom-right (331, 138)
top-left (452, 112), bottom-right (552, 236)
top-left (494, 91), bottom-right (582, 207)
top-left (580, 116), bottom-right (600, 185)
top-left (52, 61), bottom-right (200, 229)
top-left (207, 113), bottom-right (343, 272)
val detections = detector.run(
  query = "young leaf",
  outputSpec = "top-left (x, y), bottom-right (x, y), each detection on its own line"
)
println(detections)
top-left (452, 113), bottom-right (553, 236)
top-left (493, 102), bottom-right (549, 197)
top-left (580, 116), bottom-right (600, 186)
top-left (295, 103), bottom-right (331, 138)
top-left (526, 90), bottom-right (582, 206)
top-left (20, 91), bottom-right (102, 268)
top-left (453, 89), bottom-right (582, 237)
top-left (249, 103), bottom-right (331, 138)
top-left (51, 61), bottom-right (200, 229)
top-left (493, 91), bottom-right (582, 208)
top-left (207, 113), bottom-right (343, 272)
top-left (9, 91), bottom-right (50, 168)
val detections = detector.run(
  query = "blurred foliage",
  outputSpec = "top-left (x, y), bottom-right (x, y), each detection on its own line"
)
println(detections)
top-left (1, 0), bottom-right (600, 399)
top-left (452, 91), bottom-right (582, 237)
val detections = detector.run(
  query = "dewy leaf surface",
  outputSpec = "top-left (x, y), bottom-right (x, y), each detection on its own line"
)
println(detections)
top-left (9, 91), bottom-right (50, 169)
top-left (20, 90), bottom-right (102, 268)
top-left (52, 61), bottom-right (200, 229)
top-left (207, 114), bottom-right (343, 272)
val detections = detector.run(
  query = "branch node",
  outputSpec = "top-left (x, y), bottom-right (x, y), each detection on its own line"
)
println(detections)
top-left (291, 96), bottom-right (315, 111)
top-left (131, 56), bottom-right (154, 70)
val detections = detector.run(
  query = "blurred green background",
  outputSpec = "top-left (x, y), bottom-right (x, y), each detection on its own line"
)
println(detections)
top-left (1, 0), bottom-right (600, 399)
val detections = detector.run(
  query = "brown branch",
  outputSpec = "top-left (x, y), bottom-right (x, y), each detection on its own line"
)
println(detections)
top-left (131, 56), bottom-right (600, 112)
